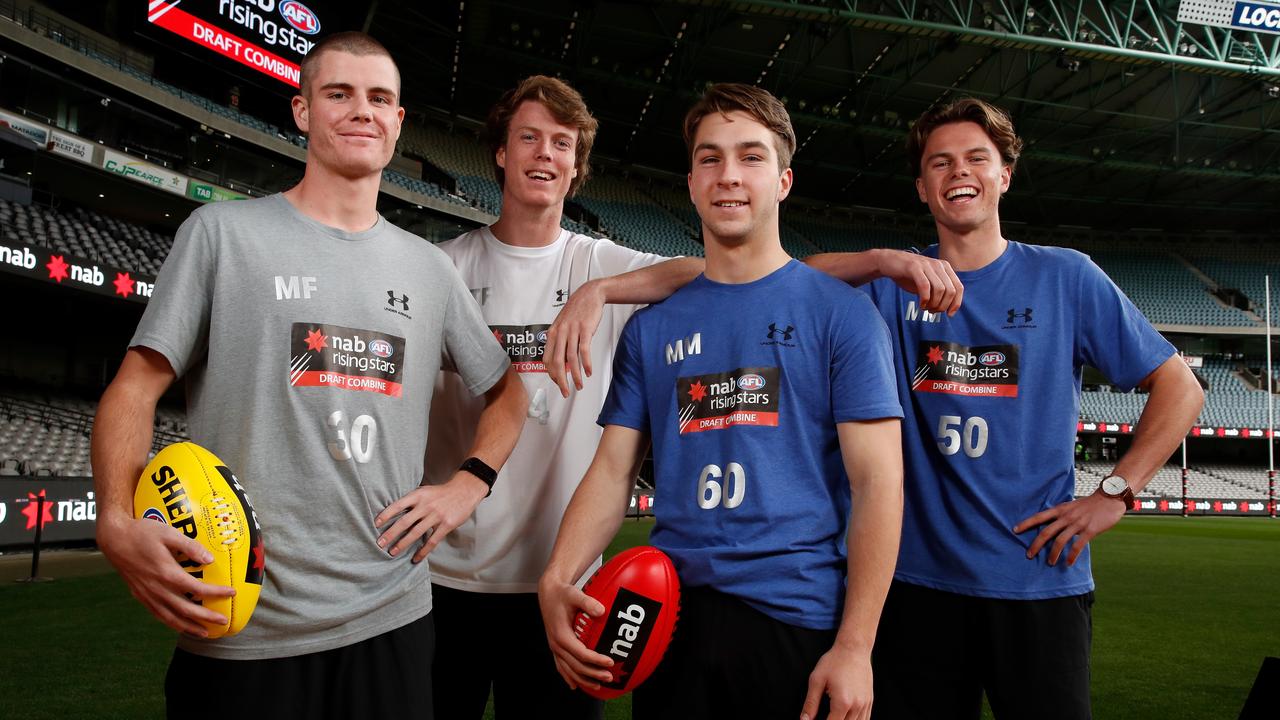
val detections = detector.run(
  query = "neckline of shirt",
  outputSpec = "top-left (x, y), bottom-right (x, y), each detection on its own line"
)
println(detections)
top-left (693, 258), bottom-right (800, 292)
top-left (272, 193), bottom-right (387, 243)
top-left (480, 225), bottom-right (571, 258)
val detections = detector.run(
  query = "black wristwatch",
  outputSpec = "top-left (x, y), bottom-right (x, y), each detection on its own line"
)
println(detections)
top-left (459, 457), bottom-right (498, 497)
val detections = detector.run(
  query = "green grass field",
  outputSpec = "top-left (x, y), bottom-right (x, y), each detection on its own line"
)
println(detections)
top-left (2, 516), bottom-right (1276, 719)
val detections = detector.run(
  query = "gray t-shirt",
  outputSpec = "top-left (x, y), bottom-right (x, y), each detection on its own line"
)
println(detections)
top-left (131, 194), bottom-right (509, 659)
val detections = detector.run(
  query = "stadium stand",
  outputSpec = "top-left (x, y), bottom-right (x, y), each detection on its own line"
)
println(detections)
top-left (0, 389), bottom-right (185, 477)
top-left (1, 198), bottom-right (171, 275)
top-left (1074, 461), bottom-right (1269, 499)
top-left (1085, 249), bottom-right (1256, 327)
top-left (1182, 246), bottom-right (1280, 322)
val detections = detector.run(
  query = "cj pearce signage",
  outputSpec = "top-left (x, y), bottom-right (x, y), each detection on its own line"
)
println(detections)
top-left (147, 0), bottom-right (323, 88)
top-left (0, 239), bottom-right (153, 304)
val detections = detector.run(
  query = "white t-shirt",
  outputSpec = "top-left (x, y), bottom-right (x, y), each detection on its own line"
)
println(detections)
top-left (426, 226), bottom-right (666, 592)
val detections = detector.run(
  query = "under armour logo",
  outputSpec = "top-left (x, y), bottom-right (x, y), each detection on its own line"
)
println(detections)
top-left (388, 291), bottom-right (410, 311)
top-left (554, 289), bottom-right (569, 305)
top-left (1007, 308), bottom-right (1032, 324)
top-left (767, 323), bottom-right (795, 341)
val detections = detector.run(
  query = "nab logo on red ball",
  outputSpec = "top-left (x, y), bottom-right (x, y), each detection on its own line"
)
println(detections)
top-left (280, 1), bottom-right (320, 34)
top-left (576, 546), bottom-right (680, 700)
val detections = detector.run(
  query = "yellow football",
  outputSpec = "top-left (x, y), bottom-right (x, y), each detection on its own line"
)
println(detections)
top-left (133, 442), bottom-right (265, 638)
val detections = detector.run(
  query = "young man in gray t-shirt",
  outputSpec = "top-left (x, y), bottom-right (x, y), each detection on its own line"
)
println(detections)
top-left (91, 33), bottom-right (526, 718)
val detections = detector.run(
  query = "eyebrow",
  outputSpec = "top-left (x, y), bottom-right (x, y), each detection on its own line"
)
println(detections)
top-left (926, 147), bottom-right (992, 162)
top-left (693, 139), bottom-right (771, 155)
top-left (515, 125), bottom-right (575, 139)
top-left (318, 82), bottom-right (398, 101)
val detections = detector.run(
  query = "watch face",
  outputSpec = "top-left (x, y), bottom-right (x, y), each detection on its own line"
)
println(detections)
top-left (1102, 476), bottom-right (1126, 495)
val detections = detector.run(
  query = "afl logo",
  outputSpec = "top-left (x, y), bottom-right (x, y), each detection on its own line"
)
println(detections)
top-left (738, 374), bottom-right (766, 391)
top-left (979, 351), bottom-right (1006, 366)
top-left (537, 330), bottom-right (548, 344)
top-left (280, 1), bottom-right (321, 34)
top-left (370, 339), bottom-right (394, 358)
top-left (141, 507), bottom-right (167, 524)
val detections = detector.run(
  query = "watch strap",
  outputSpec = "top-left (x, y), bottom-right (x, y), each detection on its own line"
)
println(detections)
top-left (459, 457), bottom-right (498, 497)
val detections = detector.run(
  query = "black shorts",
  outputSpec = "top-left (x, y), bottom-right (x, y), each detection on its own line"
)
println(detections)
top-left (633, 585), bottom-right (836, 720)
top-left (871, 580), bottom-right (1094, 720)
top-left (431, 583), bottom-right (602, 720)
top-left (165, 611), bottom-right (435, 720)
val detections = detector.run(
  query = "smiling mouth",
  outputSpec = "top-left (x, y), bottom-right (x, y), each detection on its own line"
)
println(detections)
top-left (944, 187), bottom-right (978, 202)
top-left (527, 170), bottom-right (557, 182)
top-left (713, 200), bottom-right (748, 208)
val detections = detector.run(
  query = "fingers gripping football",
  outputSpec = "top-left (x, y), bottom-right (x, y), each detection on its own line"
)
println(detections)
top-left (538, 580), bottom-right (614, 690)
top-left (101, 516), bottom-right (233, 637)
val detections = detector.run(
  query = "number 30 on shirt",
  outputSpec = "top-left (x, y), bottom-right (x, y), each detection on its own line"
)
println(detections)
top-left (936, 415), bottom-right (989, 458)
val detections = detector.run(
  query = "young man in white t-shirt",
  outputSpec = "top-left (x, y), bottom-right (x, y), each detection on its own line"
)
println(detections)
top-left (423, 75), bottom-right (703, 719)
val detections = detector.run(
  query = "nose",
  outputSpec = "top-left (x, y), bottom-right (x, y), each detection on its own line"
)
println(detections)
top-left (534, 137), bottom-right (553, 160)
top-left (717, 159), bottom-right (742, 187)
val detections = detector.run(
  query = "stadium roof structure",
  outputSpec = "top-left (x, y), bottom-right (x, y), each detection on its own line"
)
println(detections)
top-left (366, 0), bottom-right (1280, 234)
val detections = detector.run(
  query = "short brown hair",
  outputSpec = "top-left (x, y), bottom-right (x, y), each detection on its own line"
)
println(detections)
top-left (298, 32), bottom-right (399, 101)
top-left (682, 83), bottom-right (796, 172)
top-left (485, 76), bottom-right (598, 198)
top-left (906, 98), bottom-right (1023, 175)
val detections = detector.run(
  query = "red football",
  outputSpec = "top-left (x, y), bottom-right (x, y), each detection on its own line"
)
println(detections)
top-left (575, 545), bottom-right (681, 700)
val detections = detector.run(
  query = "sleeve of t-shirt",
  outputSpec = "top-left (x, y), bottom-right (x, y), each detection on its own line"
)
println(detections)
top-left (831, 289), bottom-right (904, 423)
top-left (597, 313), bottom-right (650, 431)
top-left (1075, 255), bottom-right (1176, 392)
top-left (128, 211), bottom-right (215, 378)
top-left (592, 237), bottom-right (669, 277)
top-left (441, 264), bottom-right (510, 396)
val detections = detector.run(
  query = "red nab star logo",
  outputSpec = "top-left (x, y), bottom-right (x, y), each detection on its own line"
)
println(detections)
top-left (251, 538), bottom-right (265, 574)
top-left (113, 272), bottom-right (134, 298)
top-left (21, 490), bottom-right (54, 531)
top-left (687, 381), bottom-right (707, 402)
top-left (304, 328), bottom-right (328, 352)
top-left (492, 329), bottom-right (504, 343)
top-left (926, 345), bottom-right (944, 365)
top-left (46, 255), bottom-right (69, 283)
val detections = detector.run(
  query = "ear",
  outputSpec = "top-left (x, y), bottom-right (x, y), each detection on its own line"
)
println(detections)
top-left (292, 94), bottom-right (309, 134)
top-left (915, 177), bottom-right (927, 204)
top-left (687, 172), bottom-right (695, 204)
top-left (998, 164), bottom-right (1012, 195)
top-left (777, 167), bottom-right (793, 203)
top-left (496, 146), bottom-right (507, 170)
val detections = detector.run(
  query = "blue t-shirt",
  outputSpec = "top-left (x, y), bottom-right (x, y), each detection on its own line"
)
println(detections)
top-left (866, 241), bottom-right (1175, 599)
top-left (600, 260), bottom-right (902, 629)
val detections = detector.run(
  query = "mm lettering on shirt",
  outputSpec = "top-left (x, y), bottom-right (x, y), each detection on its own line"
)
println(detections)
top-left (912, 342), bottom-right (1019, 398)
top-left (677, 367), bottom-right (780, 434)
top-left (288, 322), bottom-right (406, 398)
top-left (664, 332), bottom-right (702, 365)
top-left (491, 324), bottom-right (549, 373)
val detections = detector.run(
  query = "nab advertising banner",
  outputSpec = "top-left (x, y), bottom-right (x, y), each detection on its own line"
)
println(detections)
top-left (0, 239), bottom-right (154, 304)
top-left (1129, 497), bottom-right (1275, 516)
top-left (0, 478), bottom-right (96, 547)
top-left (146, 0), bottom-right (324, 88)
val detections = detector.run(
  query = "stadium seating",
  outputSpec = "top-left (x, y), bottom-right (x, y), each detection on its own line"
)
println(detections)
top-left (1074, 461), bottom-right (1270, 499)
top-left (0, 390), bottom-right (186, 477)
top-left (1182, 245), bottom-right (1280, 321)
top-left (0, 198), bottom-right (171, 276)
top-left (1085, 249), bottom-right (1256, 327)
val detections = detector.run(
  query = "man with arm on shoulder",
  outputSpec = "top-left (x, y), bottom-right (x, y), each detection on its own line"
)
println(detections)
top-left (807, 98), bottom-right (1203, 719)
top-left (423, 75), bottom-right (701, 720)
top-left (538, 83), bottom-right (904, 720)
top-left (92, 32), bottom-right (525, 718)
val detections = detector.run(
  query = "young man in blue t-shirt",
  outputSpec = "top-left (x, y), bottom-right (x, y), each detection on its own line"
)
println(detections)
top-left (808, 98), bottom-right (1204, 718)
top-left (538, 84), bottom-right (905, 720)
